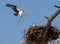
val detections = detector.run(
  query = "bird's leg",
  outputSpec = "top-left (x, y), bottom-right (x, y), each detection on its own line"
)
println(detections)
top-left (18, 15), bottom-right (23, 23)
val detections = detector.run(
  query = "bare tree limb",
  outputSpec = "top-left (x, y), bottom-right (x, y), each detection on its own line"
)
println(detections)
top-left (45, 9), bottom-right (60, 26)
top-left (43, 9), bottom-right (60, 42)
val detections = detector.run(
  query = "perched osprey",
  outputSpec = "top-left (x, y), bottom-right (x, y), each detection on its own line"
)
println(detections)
top-left (54, 5), bottom-right (60, 8)
top-left (6, 4), bottom-right (24, 16)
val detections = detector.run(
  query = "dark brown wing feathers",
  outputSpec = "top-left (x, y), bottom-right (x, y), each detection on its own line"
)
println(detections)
top-left (6, 4), bottom-right (19, 13)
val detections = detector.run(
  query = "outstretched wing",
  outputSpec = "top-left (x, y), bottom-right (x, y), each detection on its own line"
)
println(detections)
top-left (54, 5), bottom-right (60, 8)
top-left (6, 4), bottom-right (19, 13)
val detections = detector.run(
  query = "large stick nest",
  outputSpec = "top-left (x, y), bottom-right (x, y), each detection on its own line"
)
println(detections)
top-left (23, 25), bottom-right (60, 44)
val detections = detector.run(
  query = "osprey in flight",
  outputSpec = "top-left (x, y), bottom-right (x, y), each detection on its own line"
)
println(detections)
top-left (6, 4), bottom-right (30, 22)
top-left (6, 4), bottom-right (24, 16)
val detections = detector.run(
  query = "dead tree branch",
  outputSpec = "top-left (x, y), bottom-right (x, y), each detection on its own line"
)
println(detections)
top-left (43, 9), bottom-right (60, 41)
top-left (45, 9), bottom-right (60, 26)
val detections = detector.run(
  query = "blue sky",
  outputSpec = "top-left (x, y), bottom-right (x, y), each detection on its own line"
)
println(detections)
top-left (0, 0), bottom-right (60, 44)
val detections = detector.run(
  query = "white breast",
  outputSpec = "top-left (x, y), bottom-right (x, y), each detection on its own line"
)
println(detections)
top-left (18, 10), bottom-right (23, 16)
top-left (16, 7), bottom-right (24, 16)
